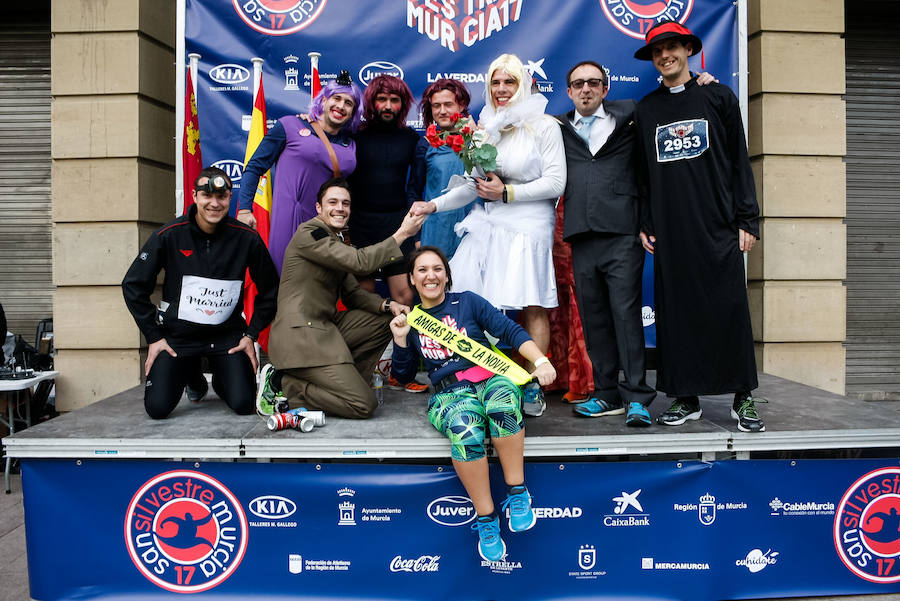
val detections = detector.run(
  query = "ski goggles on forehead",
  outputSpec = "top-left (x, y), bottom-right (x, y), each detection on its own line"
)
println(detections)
top-left (196, 175), bottom-right (232, 194)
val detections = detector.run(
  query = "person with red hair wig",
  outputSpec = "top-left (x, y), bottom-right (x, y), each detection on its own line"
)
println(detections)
top-left (415, 78), bottom-right (479, 259)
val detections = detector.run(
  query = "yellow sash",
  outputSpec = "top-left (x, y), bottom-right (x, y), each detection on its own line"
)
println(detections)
top-left (407, 305), bottom-right (533, 386)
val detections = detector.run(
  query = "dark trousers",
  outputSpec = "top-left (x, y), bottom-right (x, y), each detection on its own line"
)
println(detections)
top-left (144, 352), bottom-right (255, 419)
top-left (571, 234), bottom-right (656, 406)
top-left (282, 310), bottom-right (392, 419)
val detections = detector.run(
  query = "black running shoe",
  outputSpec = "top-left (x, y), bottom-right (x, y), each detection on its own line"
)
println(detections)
top-left (731, 393), bottom-right (767, 433)
top-left (656, 397), bottom-right (702, 426)
top-left (185, 376), bottom-right (208, 403)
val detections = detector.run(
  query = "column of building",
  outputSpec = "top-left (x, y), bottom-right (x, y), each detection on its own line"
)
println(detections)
top-left (747, 0), bottom-right (847, 394)
top-left (51, 0), bottom-right (175, 410)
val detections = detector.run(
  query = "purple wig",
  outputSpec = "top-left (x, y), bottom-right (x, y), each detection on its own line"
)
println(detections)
top-left (308, 79), bottom-right (364, 133)
top-left (362, 75), bottom-right (414, 126)
top-left (420, 78), bottom-right (471, 127)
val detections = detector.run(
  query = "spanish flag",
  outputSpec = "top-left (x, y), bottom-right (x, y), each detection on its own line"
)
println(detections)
top-left (242, 75), bottom-right (272, 350)
top-left (182, 69), bottom-right (202, 211)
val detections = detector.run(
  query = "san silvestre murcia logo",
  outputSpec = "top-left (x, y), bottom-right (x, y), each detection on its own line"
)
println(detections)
top-left (125, 470), bottom-right (248, 593)
top-left (233, 0), bottom-right (328, 36)
top-left (599, 0), bottom-right (694, 40)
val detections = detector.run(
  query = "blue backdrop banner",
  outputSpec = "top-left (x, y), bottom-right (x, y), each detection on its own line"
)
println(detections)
top-left (22, 458), bottom-right (900, 600)
top-left (184, 0), bottom-right (742, 346)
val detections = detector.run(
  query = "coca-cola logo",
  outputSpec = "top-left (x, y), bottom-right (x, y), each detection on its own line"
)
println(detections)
top-left (389, 555), bottom-right (440, 573)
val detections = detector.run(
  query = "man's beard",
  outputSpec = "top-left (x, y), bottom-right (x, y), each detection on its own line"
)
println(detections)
top-left (378, 110), bottom-right (398, 124)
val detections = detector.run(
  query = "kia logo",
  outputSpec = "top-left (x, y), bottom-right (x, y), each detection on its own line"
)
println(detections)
top-left (427, 495), bottom-right (476, 526)
top-left (209, 63), bottom-right (250, 85)
top-left (358, 61), bottom-right (404, 86)
top-left (212, 159), bottom-right (243, 182)
top-left (248, 495), bottom-right (296, 519)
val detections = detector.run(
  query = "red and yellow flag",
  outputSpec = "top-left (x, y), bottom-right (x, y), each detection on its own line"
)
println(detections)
top-left (243, 75), bottom-right (273, 350)
top-left (182, 69), bottom-right (202, 211)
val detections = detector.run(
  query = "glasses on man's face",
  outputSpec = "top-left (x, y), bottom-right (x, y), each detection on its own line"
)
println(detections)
top-left (569, 78), bottom-right (604, 89)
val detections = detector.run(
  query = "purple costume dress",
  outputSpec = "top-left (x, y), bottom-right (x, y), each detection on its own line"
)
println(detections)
top-left (240, 115), bottom-right (357, 272)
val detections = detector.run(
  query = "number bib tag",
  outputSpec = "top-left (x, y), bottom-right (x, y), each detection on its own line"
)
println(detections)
top-left (655, 119), bottom-right (709, 163)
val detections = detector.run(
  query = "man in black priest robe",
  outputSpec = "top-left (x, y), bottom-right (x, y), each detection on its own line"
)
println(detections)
top-left (633, 20), bottom-right (765, 433)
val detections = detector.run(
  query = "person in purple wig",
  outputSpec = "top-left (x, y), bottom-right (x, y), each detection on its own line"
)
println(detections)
top-left (238, 70), bottom-right (363, 273)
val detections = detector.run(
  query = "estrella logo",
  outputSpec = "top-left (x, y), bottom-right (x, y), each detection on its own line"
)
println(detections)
top-left (124, 470), bottom-right (249, 593)
top-left (834, 467), bottom-right (900, 583)
top-left (599, 0), bottom-right (694, 40)
top-left (232, 0), bottom-right (328, 36)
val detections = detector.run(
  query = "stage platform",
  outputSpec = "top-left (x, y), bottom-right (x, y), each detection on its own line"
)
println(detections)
top-left (5, 372), bottom-right (900, 463)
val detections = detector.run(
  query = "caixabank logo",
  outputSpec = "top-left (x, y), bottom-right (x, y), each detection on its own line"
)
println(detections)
top-left (834, 467), bottom-right (900, 583)
top-left (600, 0), bottom-right (694, 40)
top-left (233, 0), bottom-right (328, 36)
top-left (124, 470), bottom-right (249, 593)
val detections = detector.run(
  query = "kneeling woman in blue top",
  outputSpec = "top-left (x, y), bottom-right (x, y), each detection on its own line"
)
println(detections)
top-left (390, 246), bottom-right (556, 562)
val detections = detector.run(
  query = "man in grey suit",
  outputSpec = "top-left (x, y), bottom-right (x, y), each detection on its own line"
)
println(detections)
top-left (258, 177), bottom-right (424, 419)
top-left (555, 60), bottom-right (657, 427)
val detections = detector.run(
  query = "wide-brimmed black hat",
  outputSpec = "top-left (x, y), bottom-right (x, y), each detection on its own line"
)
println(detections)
top-left (634, 20), bottom-right (702, 61)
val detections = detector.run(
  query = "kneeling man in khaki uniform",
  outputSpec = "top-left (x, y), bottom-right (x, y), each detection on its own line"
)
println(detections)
top-left (258, 177), bottom-right (424, 418)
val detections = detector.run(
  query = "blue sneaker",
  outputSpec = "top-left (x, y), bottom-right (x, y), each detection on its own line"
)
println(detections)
top-left (573, 398), bottom-right (625, 418)
top-left (521, 382), bottom-right (546, 417)
top-left (501, 486), bottom-right (536, 532)
top-left (472, 516), bottom-right (506, 562)
top-left (625, 402), bottom-right (651, 427)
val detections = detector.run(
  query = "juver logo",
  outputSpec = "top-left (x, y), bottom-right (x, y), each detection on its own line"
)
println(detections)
top-left (835, 467), bottom-right (900, 583)
top-left (358, 61), bottom-right (404, 86)
top-left (427, 496), bottom-right (476, 526)
top-left (124, 470), bottom-right (248, 593)
top-left (600, 0), bottom-right (695, 40)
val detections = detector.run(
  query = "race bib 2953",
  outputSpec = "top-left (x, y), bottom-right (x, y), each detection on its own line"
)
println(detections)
top-left (178, 275), bottom-right (242, 325)
top-left (655, 119), bottom-right (709, 163)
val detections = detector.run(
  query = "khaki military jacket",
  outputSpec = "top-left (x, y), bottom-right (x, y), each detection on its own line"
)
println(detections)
top-left (268, 216), bottom-right (404, 369)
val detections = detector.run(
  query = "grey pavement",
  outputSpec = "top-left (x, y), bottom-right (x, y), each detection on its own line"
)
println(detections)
top-left (0, 473), bottom-right (28, 601)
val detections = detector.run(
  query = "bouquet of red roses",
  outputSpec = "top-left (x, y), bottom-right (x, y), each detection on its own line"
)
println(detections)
top-left (425, 113), bottom-right (498, 175)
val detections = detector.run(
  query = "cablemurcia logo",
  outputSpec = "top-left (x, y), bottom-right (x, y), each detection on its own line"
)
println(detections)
top-left (599, 0), bottom-right (694, 40)
top-left (835, 467), bottom-right (900, 583)
top-left (233, 0), bottom-right (328, 36)
top-left (125, 470), bottom-right (248, 593)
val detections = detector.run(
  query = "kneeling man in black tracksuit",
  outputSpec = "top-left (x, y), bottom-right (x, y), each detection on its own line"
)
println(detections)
top-left (122, 167), bottom-right (279, 419)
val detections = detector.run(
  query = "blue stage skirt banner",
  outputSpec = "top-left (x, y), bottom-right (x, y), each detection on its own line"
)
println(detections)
top-left (21, 458), bottom-right (900, 600)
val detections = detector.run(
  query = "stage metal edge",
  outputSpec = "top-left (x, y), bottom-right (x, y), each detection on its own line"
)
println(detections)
top-left (3, 437), bottom-right (243, 459)
top-left (5, 431), bottom-right (900, 462)
top-left (241, 438), bottom-right (452, 459)
top-left (729, 428), bottom-right (900, 452)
